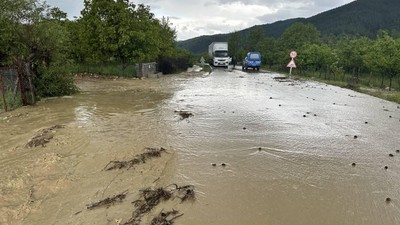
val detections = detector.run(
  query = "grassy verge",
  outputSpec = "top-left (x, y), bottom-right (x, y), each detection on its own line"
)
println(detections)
top-left (201, 64), bottom-right (212, 73)
top-left (298, 76), bottom-right (400, 104)
top-left (357, 88), bottom-right (400, 104)
top-left (64, 64), bottom-right (137, 78)
top-left (264, 67), bottom-right (400, 104)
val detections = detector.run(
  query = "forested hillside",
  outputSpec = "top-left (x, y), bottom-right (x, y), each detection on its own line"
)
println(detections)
top-left (308, 0), bottom-right (400, 36)
top-left (178, 0), bottom-right (400, 54)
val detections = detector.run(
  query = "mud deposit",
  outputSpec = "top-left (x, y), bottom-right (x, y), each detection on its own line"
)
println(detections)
top-left (1, 69), bottom-right (400, 225)
top-left (0, 77), bottom-right (182, 225)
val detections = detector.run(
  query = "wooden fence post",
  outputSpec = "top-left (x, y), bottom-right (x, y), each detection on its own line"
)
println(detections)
top-left (0, 75), bottom-right (7, 112)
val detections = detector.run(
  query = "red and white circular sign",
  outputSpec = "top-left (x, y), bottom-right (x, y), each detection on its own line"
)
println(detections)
top-left (290, 51), bottom-right (297, 58)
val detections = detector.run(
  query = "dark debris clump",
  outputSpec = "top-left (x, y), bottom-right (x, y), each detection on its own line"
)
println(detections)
top-left (86, 190), bottom-right (128, 210)
top-left (104, 147), bottom-right (166, 171)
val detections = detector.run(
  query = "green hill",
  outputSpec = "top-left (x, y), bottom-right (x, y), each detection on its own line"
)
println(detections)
top-left (178, 0), bottom-right (400, 54)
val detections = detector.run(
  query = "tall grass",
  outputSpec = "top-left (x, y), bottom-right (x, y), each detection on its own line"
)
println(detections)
top-left (66, 64), bottom-right (137, 78)
top-left (0, 89), bottom-right (22, 112)
top-left (293, 70), bottom-right (400, 104)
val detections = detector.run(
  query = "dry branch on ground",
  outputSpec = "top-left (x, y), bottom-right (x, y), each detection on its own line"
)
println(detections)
top-left (104, 147), bottom-right (166, 171)
top-left (151, 209), bottom-right (183, 225)
top-left (86, 190), bottom-right (128, 210)
top-left (123, 184), bottom-right (195, 225)
top-left (25, 125), bottom-right (65, 148)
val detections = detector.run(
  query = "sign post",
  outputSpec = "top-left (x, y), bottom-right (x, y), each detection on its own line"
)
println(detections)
top-left (287, 51), bottom-right (297, 78)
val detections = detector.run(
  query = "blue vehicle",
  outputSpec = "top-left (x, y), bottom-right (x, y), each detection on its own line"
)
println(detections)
top-left (242, 52), bottom-right (261, 71)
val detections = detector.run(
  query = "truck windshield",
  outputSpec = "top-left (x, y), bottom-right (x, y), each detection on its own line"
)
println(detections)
top-left (215, 51), bottom-right (228, 57)
top-left (249, 53), bottom-right (260, 60)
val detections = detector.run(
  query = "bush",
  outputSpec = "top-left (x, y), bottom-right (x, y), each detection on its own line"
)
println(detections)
top-left (35, 67), bottom-right (78, 98)
top-left (157, 56), bottom-right (192, 74)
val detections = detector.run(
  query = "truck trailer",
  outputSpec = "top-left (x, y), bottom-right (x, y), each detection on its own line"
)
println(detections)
top-left (208, 42), bottom-right (230, 67)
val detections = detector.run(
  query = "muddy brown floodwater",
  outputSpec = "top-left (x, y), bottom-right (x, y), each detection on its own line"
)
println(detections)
top-left (1, 69), bottom-right (400, 225)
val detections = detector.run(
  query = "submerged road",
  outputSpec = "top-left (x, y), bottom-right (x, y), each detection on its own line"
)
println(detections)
top-left (0, 68), bottom-right (399, 225)
top-left (165, 68), bottom-right (400, 225)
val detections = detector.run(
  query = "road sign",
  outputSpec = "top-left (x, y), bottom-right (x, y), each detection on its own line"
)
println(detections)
top-left (290, 51), bottom-right (297, 58)
top-left (287, 59), bottom-right (296, 68)
top-left (200, 57), bottom-right (205, 65)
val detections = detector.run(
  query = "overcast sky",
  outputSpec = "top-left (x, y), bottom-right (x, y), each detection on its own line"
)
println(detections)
top-left (46, 0), bottom-right (354, 41)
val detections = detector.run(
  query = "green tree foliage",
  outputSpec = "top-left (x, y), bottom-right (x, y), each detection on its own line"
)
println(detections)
top-left (336, 37), bottom-right (371, 74)
top-left (364, 32), bottom-right (400, 90)
top-left (247, 27), bottom-right (265, 51)
top-left (77, 0), bottom-right (176, 65)
top-left (279, 22), bottom-right (320, 51)
top-left (1, 0), bottom-right (79, 99)
top-left (228, 31), bottom-right (241, 61)
top-left (301, 44), bottom-right (337, 78)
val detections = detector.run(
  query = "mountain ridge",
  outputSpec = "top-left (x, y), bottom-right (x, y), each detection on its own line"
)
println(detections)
top-left (178, 0), bottom-right (400, 54)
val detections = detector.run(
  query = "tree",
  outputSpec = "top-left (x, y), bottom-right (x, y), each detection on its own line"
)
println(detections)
top-left (364, 32), bottom-right (400, 90)
top-left (247, 27), bottom-right (264, 51)
top-left (78, 1), bottom-right (176, 64)
top-left (228, 31), bottom-right (241, 63)
top-left (302, 44), bottom-right (337, 78)
top-left (336, 36), bottom-right (370, 77)
top-left (279, 22), bottom-right (320, 51)
top-left (0, 0), bottom-right (76, 102)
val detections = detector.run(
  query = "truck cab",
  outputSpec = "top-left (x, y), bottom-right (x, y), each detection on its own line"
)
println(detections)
top-left (242, 52), bottom-right (261, 71)
top-left (208, 42), bottom-right (230, 67)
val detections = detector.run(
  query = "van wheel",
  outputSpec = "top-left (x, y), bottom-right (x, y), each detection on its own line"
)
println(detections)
top-left (256, 67), bottom-right (260, 71)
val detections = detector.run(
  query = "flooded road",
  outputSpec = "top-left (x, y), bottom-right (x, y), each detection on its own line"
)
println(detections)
top-left (1, 69), bottom-right (400, 224)
top-left (165, 69), bottom-right (400, 225)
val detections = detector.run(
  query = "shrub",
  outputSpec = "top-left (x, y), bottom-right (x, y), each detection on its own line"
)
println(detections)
top-left (157, 56), bottom-right (192, 74)
top-left (35, 67), bottom-right (78, 98)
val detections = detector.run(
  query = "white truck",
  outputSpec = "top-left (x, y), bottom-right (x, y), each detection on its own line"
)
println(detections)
top-left (208, 42), bottom-right (230, 67)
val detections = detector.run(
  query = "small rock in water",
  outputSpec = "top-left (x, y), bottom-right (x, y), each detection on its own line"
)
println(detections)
top-left (384, 166), bottom-right (388, 170)
top-left (212, 163), bottom-right (216, 166)
top-left (386, 198), bottom-right (391, 203)
top-left (365, 121), bottom-right (368, 124)
top-left (352, 163), bottom-right (356, 167)
top-left (258, 147), bottom-right (262, 151)
top-left (389, 154), bottom-right (394, 157)
top-left (221, 163), bottom-right (226, 167)
top-left (354, 135), bottom-right (358, 139)
top-left (396, 150), bottom-right (400, 153)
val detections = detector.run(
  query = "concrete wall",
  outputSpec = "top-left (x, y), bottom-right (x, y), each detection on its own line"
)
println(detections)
top-left (136, 62), bottom-right (158, 78)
